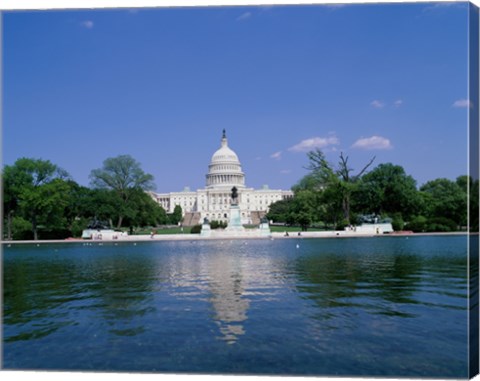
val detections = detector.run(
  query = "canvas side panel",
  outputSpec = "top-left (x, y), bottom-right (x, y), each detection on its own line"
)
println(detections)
top-left (469, 2), bottom-right (480, 379)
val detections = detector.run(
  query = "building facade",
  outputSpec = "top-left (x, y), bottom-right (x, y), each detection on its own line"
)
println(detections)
top-left (150, 130), bottom-right (293, 226)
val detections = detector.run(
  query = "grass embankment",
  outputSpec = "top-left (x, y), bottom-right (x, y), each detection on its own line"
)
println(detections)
top-left (269, 226), bottom-right (326, 233)
top-left (133, 227), bottom-right (192, 235)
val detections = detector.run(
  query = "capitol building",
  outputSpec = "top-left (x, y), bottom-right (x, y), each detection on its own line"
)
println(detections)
top-left (150, 130), bottom-right (293, 226)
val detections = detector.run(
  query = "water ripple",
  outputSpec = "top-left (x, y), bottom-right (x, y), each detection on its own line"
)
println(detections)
top-left (2, 237), bottom-right (469, 377)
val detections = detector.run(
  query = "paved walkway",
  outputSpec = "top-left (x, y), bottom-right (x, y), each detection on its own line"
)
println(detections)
top-left (1, 231), bottom-right (468, 245)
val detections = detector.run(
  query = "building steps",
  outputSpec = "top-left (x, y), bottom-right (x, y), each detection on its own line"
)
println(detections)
top-left (249, 211), bottom-right (266, 225)
top-left (182, 212), bottom-right (202, 227)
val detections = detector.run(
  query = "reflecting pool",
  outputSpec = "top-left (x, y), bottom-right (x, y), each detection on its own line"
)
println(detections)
top-left (2, 235), bottom-right (471, 377)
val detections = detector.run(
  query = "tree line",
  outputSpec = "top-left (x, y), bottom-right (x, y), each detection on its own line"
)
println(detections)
top-left (3, 150), bottom-right (478, 240)
top-left (2, 155), bottom-right (182, 240)
top-left (266, 149), bottom-right (479, 232)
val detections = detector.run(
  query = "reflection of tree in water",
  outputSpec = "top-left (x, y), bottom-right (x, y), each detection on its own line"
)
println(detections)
top-left (4, 249), bottom-right (83, 342)
top-left (3, 245), bottom-right (158, 341)
top-left (295, 250), bottom-right (467, 321)
top-left (86, 252), bottom-right (157, 337)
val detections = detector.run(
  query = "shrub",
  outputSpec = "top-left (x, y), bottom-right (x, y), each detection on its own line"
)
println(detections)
top-left (335, 219), bottom-right (349, 231)
top-left (405, 216), bottom-right (427, 232)
top-left (12, 217), bottom-right (33, 240)
top-left (71, 218), bottom-right (90, 238)
top-left (190, 224), bottom-right (202, 234)
top-left (426, 217), bottom-right (457, 232)
top-left (391, 214), bottom-right (405, 231)
top-left (40, 228), bottom-right (71, 240)
top-left (210, 220), bottom-right (227, 229)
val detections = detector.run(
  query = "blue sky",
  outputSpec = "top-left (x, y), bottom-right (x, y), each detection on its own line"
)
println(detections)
top-left (2, 2), bottom-right (471, 193)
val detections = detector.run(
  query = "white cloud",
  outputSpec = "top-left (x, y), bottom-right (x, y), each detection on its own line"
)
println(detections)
top-left (259, 5), bottom-right (274, 11)
top-left (270, 151), bottom-right (282, 160)
top-left (80, 20), bottom-right (94, 29)
top-left (288, 136), bottom-right (340, 153)
top-left (325, 3), bottom-right (347, 9)
top-left (237, 12), bottom-right (252, 21)
top-left (423, 2), bottom-right (467, 12)
top-left (352, 136), bottom-right (392, 150)
top-left (452, 99), bottom-right (472, 108)
top-left (280, 169), bottom-right (292, 174)
top-left (370, 100), bottom-right (385, 109)
top-left (394, 99), bottom-right (403, 107)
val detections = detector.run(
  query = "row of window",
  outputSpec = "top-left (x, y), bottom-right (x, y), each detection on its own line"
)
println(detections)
top-left (164, 195), bottom-right (283, 205)
top-left (204, 212), bottom-right (248, 219)
top-left (154, 192), bottom-right (293, 213)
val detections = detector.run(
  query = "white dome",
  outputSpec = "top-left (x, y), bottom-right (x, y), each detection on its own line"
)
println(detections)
top-left (211, 144), bottom-right (239, 164)
top-left (206, 130), bottom-right (245, 189)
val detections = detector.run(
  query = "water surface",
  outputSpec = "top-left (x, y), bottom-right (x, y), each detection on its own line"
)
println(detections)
top-left (2, 236), bottom-right (470, 377)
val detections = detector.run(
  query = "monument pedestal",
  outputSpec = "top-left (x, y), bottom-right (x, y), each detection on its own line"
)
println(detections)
top-left (225, 205), bottom-right (245, 232)
top-left (258, 221), bottom-right (271, 236)
top-left (200, 220), bottom-right (212, 237)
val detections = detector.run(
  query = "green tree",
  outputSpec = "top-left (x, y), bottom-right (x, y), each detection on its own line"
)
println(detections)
top-left (406, 215), bottom-right (428, 232)
top-left (304, 149), bottom-right (336, 186)
top-left (62, 181), bottom-right (93, 232)
top-left (269, 182), bottom-right (322, 229)
top-left (3, 158), bottom-right (71, 240)
top-left (81, 188), bottom-right (123, 228)
top-left (2, 165), bottom-right (28, 240)
top-left (26, 178), bottom-right (73, 238)
top-left (470, 178), bottom-right (479, 231)
top-left (390, 213), bottom-right (405, 231)
top-left (354, 163), bottom-right (421, 220)
top-left (169, 205), bottom-right (183, 225)
top-left (318, 184), bottom-right (344, 229)
top-left (456, 175), bottom-right (479, 231)
top-left (305, 149), bottom-right (375, 224)
top-left (123, 189), bottom-right (169, 228)
top-left (288, 190), bottom-right (318, 230)
top-left (266, 198), bottom-right (295, 223)
top-left (11, 216), bottom-right (33, 240)
top-left (291, 173), bottom-right (323, 192)
top-left (456, 175), bottom-right (470, 193)
top-left (420, 178), bottom-right (467, 229)
top-left (89, 155), bottom-right (155, 228)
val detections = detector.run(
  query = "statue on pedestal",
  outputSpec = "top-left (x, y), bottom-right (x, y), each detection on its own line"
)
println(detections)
top-left (200, 216), bottom-right (211, 237)
top-left (87, 218), bottom-right (110, 230)
top-left (259, 215), bottom-right (271, 236)
top-left (231, 186), bottom-right (238, 206)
